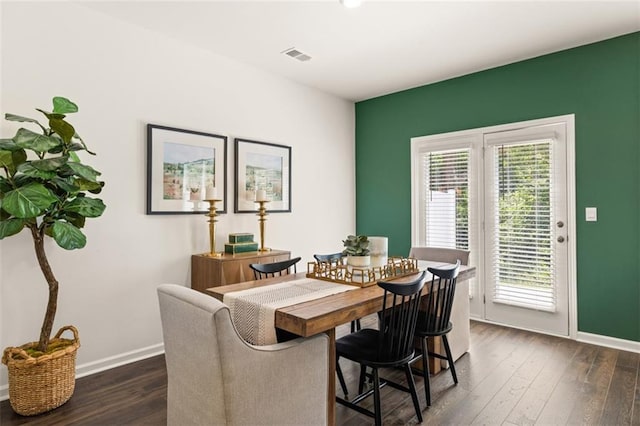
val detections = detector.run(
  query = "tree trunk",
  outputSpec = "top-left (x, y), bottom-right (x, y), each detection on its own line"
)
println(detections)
top-left (30, 226), bottom-right (58, 353)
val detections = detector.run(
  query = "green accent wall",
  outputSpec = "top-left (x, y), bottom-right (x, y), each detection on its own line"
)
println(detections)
top-left (355, 32), bottom-right (640, 341)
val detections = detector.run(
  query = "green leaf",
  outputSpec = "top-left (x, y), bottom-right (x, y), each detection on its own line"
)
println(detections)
top-left (30, 155), bottom-right (69, 172)
top-left (52, 97), bottom-right (78, 114)
top-left (11, 149), bottom-right (27, 171)
top-left (5, 113), bottom-right (41, 125)
top-left (67, 162), bottom-right (100, 182)
top-left (0, 206), bottom-right (11, 220)
top-left (2, 183), bottom-right (57, 218)
top-left (52, 176), bottom-right (80, 193)
top-left (0, 218), bottom-right (25, 239)
top-left (47, 145), bottom-right (64, 154)
top-left (88, 181), bottom-right (105, 195)
top-left (49, 118), bottom-right (75, 143)
top-left (74, 178), bottom-right (102, 192)
top-left (0, 139), bottom-right (21, 151)
top-left (13, 174), bottom-right (36, 187)
top-left (64, 196), bottom-right (106, 218)
top-left (51, 221), bottom-right (86, 250)
top-left (61, 212), bottom-right (86, 229)
top-left (0, 150), bottom-right (14, 172)
top-left (13, 128), bottom-right (61, 152)
top-left (36, 111), bottom-right (66, 120)
top-left (0, 177), bottom-right (12, 194)
top-left (0, 149), bottom-right (26, 176)
top-left (17, 163), bottom-right (57, 180)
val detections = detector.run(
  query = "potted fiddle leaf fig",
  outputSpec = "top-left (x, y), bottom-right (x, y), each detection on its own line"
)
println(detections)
top-left (342, 234), bottom-right (371, 267)
top-left (0, 96), bottom-right (106, 416)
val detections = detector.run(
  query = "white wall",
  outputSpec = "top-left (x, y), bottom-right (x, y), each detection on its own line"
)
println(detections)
top-left (0, 2), bottom-right (355, 396)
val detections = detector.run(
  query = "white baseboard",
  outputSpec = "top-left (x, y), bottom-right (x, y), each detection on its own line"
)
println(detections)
top-left (0, 343), bottom-right (165, 401)
top-left (471, 317), bottom-right (640, 353)
top-left (74, 343), bottom-right (165, 379)
top-left (576, 331), bottom-right (640, 353)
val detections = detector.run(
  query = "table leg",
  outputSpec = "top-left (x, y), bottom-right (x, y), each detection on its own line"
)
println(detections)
top-left (410, 336), bottom-right (442, 374)
top-left (326, 328), bottom-right (336, 426)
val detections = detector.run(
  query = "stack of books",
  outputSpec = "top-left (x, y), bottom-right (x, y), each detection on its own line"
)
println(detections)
top-left (224, 233), bottom-right (259, 254)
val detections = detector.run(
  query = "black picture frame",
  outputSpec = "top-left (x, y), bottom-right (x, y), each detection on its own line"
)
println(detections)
top-left (146, 124), bottom-right (227, 214)
top-left (234, 138), bottom-right (291, 213)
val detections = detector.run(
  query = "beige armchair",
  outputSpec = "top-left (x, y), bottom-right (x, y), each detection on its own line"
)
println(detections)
top-left (409, 247), bottom-right (471, 366)
top-left (157, 284), bottom-right (329, 426)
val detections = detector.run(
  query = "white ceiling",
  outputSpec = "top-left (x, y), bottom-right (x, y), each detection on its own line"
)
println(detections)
top-left (85, 0), bottom-right (640, 102)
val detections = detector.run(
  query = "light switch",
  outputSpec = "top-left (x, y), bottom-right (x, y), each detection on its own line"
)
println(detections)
top-left (585, 207), bottom-right (597, 222)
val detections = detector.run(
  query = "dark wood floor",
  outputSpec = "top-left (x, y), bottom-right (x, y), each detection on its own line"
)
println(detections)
top-left (2, 320), bottom-right (638, 425)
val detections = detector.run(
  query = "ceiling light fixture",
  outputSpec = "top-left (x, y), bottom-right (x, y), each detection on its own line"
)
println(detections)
top-left (340, 0), bottom-right (363, 8)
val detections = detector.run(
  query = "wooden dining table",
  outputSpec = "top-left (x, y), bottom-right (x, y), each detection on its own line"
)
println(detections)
top-left (206, 262), bottom-right (476, 425)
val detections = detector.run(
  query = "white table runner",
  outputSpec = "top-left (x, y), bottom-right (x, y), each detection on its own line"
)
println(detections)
top-left (224, 278), bottom-right (356, 345)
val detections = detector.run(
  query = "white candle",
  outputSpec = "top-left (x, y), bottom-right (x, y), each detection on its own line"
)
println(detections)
top-left (205, 185), bottom-right (217, 200)
top-left (255, 189), bottom-right (267, 202)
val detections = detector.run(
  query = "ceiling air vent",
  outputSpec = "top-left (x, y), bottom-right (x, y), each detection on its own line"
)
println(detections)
top-left (282, 47), bottom-right (311, 62)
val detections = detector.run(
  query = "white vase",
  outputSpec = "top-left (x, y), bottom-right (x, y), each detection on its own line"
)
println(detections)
top-left (368, 236), bottom-right (388, 268)
top-left (347, 255), bottom-right (370, 268)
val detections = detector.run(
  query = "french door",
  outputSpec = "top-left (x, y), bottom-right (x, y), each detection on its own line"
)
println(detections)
top-left (411, 116), bottom-right (574, 337)
top-left (483, 122), bottom-right (569, 335)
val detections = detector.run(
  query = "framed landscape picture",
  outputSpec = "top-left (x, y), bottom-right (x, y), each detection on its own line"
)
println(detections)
top-left (234, 138), bottom-right (291, 213)
top-left (147, 124), bottom-right (227, 214)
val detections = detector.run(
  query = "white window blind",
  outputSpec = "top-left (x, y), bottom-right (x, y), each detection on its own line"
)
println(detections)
top-left (421, 148), bottom-right (470, 250)
top-left (490, 140), bottom-right (556, 312)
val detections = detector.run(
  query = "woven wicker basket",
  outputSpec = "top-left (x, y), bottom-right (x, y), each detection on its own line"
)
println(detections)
top-left (1, 325), bottom-right (80, 416)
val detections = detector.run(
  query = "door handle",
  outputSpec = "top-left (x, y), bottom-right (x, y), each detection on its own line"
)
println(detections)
top-left (557, 221), bottom-right (564, 228)
top-left (557, 236), bottom-right (565, 243)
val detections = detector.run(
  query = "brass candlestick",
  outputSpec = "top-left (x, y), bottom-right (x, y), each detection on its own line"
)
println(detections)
top-left (205, 199), bottom-right (222, 257)
top-left (255, 200), bottom-right (270, 252)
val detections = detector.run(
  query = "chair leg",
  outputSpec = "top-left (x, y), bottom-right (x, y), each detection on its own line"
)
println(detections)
top-left (336, 357), bottom-right (349, 397)
top-left (372, 367), bottom-right (382, 426)
top-left (350, 319), bottom-right (362, 333)
top-left (442, 334), bottom-right (458, 384)
top-left (358, 365), bottom-right (367, 394)
top-left (421, 337), bottom-right (431, 406)
top-left (404, 364), bottom-right (423, 422)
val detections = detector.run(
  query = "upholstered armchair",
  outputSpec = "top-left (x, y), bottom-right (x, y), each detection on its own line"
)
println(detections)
top-left (157, 284), bottom-right (329, 426)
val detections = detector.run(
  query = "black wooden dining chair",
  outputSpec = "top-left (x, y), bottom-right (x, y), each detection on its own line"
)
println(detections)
top-left (249, 256), bottom-right (302, 342)
top-left (249, 257), bottom-right (301, 280)
top-left (313, 253), bottom-right (362, 333)
top-left (313, 252), bottom-right (344, 265)
top-left (335, 271), bottom-right (426, 426)
top-left (314, 252), bottom-right (362, 397)
top-left (411, 260), bottom-right (461, 406)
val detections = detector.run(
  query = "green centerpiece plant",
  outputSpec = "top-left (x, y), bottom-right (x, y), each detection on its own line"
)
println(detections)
top-left (342, 234), bottom-right (371, 267)
top-left (0, 96), bottom-right (106, 415)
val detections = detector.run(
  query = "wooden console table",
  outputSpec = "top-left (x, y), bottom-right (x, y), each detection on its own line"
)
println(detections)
top-left (190, 250), bottom-right (290, 293)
